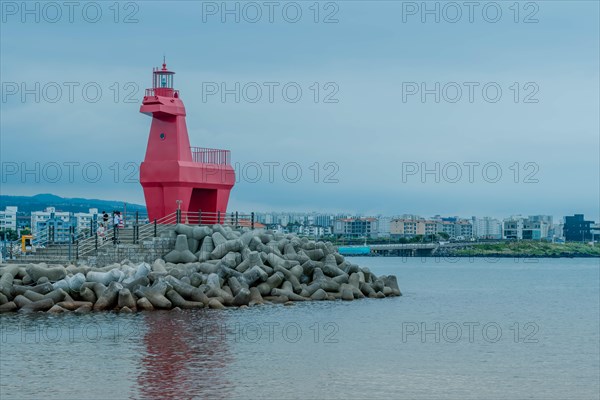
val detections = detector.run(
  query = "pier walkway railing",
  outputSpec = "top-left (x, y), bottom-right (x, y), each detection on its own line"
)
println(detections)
top-left (3, 211), bottom-right (256, 264)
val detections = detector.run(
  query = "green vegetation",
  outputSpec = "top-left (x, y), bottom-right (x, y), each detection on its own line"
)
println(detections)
top-left (451, 241), bottom-right (600, 257)
top-left (0, 229), bottom-right (18, 241)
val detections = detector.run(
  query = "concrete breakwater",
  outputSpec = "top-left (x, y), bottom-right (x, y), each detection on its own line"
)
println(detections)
top-left (0, 224), bottom-right (401, 313)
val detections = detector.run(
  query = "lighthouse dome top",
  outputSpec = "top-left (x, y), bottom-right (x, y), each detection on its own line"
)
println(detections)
top-left (153, 58), bottom-right (175, 75)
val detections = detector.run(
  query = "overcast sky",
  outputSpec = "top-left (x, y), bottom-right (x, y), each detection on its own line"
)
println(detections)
top-left (1, 1), bottom-right (598, 220)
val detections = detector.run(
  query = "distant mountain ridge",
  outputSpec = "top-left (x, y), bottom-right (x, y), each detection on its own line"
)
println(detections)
top-left (0, 194), bottom-right (146, 215)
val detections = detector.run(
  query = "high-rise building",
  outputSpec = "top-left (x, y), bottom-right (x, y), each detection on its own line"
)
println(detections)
top-left (563, 214), bottom-right (593, 242)
top-left (472, 217), bottom-right (502, 239)
top-left (390, 219), bottom-right (438, 238)
top-left (31, 207), bottom-right (70, 236)
top-left (334, 217), bottom-right (378, 238)
top-left (503, 216), bottom-right (524, 239)
top-left (0, 206), bottom-right (18, 232)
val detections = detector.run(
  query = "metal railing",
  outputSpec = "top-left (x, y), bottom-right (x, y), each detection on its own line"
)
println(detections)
top-left (3, 210), bottom-right (257, 263)
top-left (190, 147), bottom-right (231, 165)
top-left (144, 88), bottom-right (180, 98)
top-left (5, 226), bottom-right (88, 263)
top-left (77, 210), bottom-right (256, 259)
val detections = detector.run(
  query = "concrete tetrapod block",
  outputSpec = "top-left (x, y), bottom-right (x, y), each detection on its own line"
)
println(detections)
top-left (86, 269), bottom-right (124, 286)
top-left (187, 238), bottom-right (200, 254)
top-left (53, 273), bottom-right (86, 292)
top-left (174, 223), bottom-right (194, 237)
top-left (166, 290), bottom-right (204, 309)
top-left (137, 297), bottom-right (154, 311)
top-left (211, 239), bottom-right (244, 260)
top-left (74, 304), bottom-right (93, 313)
top-left (94, 281), bottom-right (123, 311)
top-left (164, 235), bottom-right (198, 264)
top-left (208, 298), bottom-right (226, 309)
top-left (383, 275), bottom-right (402, 296)
top-left (190, 288), bottom-right (210, 305)
top-left (81, 282), bottom-right (107, 299)
top-left (332, 273), bottom-right (349, 285)
top-left (372, 279), bottom-right (384, 293)
top-left (249, 287), bottom-right (264, 306)
top-left (273, 265), bottom-right (302, 293)
top-left (206, 273), bottom-right (221, 290)
top-left (206, 288), bottom-right (233, 306)
top-left (232, 288), bottom-right (251, 306)
top-left (227, 277), bottom-right (244, 297)
top-left (189, 272), bottom-right (204, 287)
top-left (122, 277), bottom-right (150, 291)
top-left (134, 281), bottom-right (172, 309)
top-left (322, 255), bottom-right (346, 277)
top-left (22, 290), bottom-right (45, 302)
top-left (78, 287), bottom-right (97, 303)
top-left (56, 301), bottom-right (94, 311)
top-left (303, 249), bottom-right (325, 261)
top-left (211, 232), bottom-right (227, 247)
top-left (152, 259), bottom-right (168, 273)
top-left (14, 295), bottom-right (32, 308)
top-left (271, 288), bottom-right (308, 301)
top-left (163, 276), bottom-right (190, 296)
top-left (13, 282), bottom-right (54, 296)
top-left (340, 283), bottom-right (358, 300)
top-left (44, 289), bottom-right (68, 304)
top-left (196, 236), bottom-right (215, 262)
top-left (310, 288), bottom-right (328, 301)
top-left (256, 272), bottom-right (285, 296)
top-left (0, 302), bottom-right (18, 313)
top-left (360, 282), bottom-right (377, 298)
top-left (348, 273), bottom-right (361, 289)
top-left (192, 226), bottom-right (212, 241)
top-left (240, 266), bottom-right (268, 287)
top-left (118, 288), bottom-right (137, 309)
top-left (26, 264), bottom-right (67, 282)
top-left (40, 301), bottom-right (64, 313)
top-left (20, 298), bottom-right (55, 312)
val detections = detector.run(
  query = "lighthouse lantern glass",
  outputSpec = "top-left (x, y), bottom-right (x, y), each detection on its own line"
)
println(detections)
top-left (153, 73), bottom-right (173, 89)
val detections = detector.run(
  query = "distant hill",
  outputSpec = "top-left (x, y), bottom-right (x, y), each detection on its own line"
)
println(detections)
top-left (0, 194), bottom-right (147, 215)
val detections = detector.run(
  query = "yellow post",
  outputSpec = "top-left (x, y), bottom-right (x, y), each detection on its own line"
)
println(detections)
top-left (21, 235), bottom-right (33, 253)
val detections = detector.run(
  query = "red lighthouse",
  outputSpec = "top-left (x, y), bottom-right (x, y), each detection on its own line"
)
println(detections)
top-left (140, 60), bottom-right (235, 221)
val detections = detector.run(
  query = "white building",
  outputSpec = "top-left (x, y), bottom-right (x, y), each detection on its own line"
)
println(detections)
top-left (502, 216), bottom-right (551, 241)
top-left (298, 225), bottom-right (329, 238)
top-left (31, 207), bottom-right (70, 235)
top-left (551, 223), bottom-right (565, 240)
top-left (376, 217), bottom-right (392, 238)
top-left (472, 217), bottom-right (502, 239)
top-left (30, 207), bottom-right (98, 238)
top-left (0, 206), bottom-right (18, 232)
top-left (73, 208), bottom-right (99, 235)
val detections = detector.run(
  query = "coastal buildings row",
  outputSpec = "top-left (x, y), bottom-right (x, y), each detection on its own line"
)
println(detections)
top-left (1, 206), bottom-right (598, 243)
top-left (0, 206), bottom-right (101, 243)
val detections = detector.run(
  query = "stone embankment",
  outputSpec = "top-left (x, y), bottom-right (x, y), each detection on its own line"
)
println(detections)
top-left (0, 224), bottom-right (401, 313)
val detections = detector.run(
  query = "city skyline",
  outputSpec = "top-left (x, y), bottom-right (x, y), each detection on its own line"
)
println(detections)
top-left (0, 192), bottom-right (593, 224)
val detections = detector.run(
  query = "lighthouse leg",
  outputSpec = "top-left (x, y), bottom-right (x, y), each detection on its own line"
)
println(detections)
top-left (162, 186), bottom-right (193, 223)
top-left (143, 186), bottom-right (165, 222)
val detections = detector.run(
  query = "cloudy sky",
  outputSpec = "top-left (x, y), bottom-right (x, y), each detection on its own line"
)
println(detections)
top-left (1, 1), bottom-right (598, 220)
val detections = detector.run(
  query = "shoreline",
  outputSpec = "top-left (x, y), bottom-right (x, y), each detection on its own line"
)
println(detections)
top-left (345, 254), bottom-right (600, 258)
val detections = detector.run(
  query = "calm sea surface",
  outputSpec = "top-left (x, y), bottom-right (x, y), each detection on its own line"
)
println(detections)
top-left (1, 258), bottom-right (598, 400)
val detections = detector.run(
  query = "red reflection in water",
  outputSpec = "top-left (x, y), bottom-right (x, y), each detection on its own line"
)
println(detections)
top-left (137, 310), bottom-right (232, 399)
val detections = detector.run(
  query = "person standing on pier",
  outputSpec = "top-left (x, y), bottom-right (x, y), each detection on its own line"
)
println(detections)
top-left (113, 211), bottom-right (120, 244)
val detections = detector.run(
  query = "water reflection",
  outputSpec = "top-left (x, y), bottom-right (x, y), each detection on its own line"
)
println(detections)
top-left (137, 310), bottom-right (233, 399)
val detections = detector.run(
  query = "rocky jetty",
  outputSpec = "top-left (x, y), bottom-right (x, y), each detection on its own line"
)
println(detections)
top-left (0, 224), bottom-right (401, 313)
